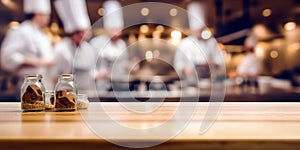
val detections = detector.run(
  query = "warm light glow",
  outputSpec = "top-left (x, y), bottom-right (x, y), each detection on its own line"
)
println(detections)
top-left (155, 25), bottom-right (164, 32)
top-left (254, 43), bottom-right (266, 58)
top-left (138, 34), bottom-right (146, 41)
top-left (270, 50), bottom-right (278, 59)
top-left (171, 30), bottom-right (182, 40)
top-left (141, 7), bottom-right (150, 16)
top-left (145, 50), bottom-right (153, 61)
top-left (152, 30), bottom-right (161, 39)
top-left (262, 9), bottom-right (272, 17)
top-left (98, 8), bottom-right (105, 16)
top-left (153, 50), bottom-right (160, 57)
top-left (1, 0), bottom-right (10, 4)
top-left (217, 43), bottom-right (224, 50)
top-left (1, 0), bottom-right (17, 9)
top-left (169, 8), bottom-right (178, 17)
top-left (201, 30), bottom-right (212, 40)
top-left (128, 33), bottom-right (137, 44)
top-left (140, 25), bottom-right (149, 33)
top-left (8, 21), bottom-right (19, 29)
top-left (288, 43), bottom-right (300, 51)
top-left (284, 22), bottom-right (297, 31)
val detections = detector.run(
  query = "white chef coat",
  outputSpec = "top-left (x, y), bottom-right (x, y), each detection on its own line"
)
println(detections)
top-left (89, 34), bottom-right (128, 91)
top-left (53, 38), bottom-right (97, 92)
top-left (1, 21), bottom-right (54, 89)
top-left (90, 34), bottom-right (128, 75)
top-left (237, 52), bottom-right (260, 76)
top-left (174, 35), bottom-right (222, 76)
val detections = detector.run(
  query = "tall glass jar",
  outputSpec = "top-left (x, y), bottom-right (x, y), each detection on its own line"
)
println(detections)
top-left (54, 74), bottom-right (77, 111)
top-left (21, 74), bottom-right (45, 111)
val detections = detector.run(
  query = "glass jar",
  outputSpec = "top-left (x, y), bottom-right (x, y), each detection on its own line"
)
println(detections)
top-left (76, 94), bottom-right (89, 109)
top-left (21, 74), bottom-right (45, 111)
top-left (54, 74), bottom-right (77, 111)
top-left (45, 91), bottom-right (55, 110)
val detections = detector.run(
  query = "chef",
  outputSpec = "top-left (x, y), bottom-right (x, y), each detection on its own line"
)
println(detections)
top-left (90, 0), bottom-right (128, 91)
top-left (229, 34), bottom-right (260, 79)
top-left (174, 2), bottom-right (222, 79)
top-left (54, 0), bottom-right (95, 92)
top-left (1, 0), bottom-right (54, 90)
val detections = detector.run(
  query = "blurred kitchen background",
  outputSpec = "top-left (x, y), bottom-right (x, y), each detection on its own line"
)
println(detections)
top-left (1, 0), bottom-right (300, 101)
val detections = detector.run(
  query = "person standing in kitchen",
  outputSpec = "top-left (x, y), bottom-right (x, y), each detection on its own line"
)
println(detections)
top-left (53, 0), bottom-right (95, 93)
top-left (90, 0), bottom-right (129, 91)
top-left (1, 0), bottom-right (54, 91)
top-left (229, 33), bottom-right (261, 91)
top-left (174, 2), bottom-right (223, 82)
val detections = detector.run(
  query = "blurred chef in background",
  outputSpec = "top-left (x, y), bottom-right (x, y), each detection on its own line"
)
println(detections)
top-left (90, 0), bottom-right (129, 91)
top-left (54, 0), bottom-right (95, 92)
top-left (174, 2), bottom-right (222, 80)
top-left (0, 0), bottom-right (54, 90)
top-left (229, 33), bottom-right (260, 88)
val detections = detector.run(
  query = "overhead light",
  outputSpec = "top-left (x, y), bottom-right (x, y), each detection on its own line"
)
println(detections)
top-left (145, 50), bottom-right (153, 61)
top-left (171, 30), bottom-right (182, 40)
top-left (169, 8), bottom-right (178, 17)
top-left (98, 8), bottom-right (105, 16)
top-left (270, 50), bottom-right (278, 59)
top-left (155, 25), bottom-right (164, 32)
top-left (284, 21), bottom-right (297, 31)
top-left (141, 7), bottom-right (150, 16)
top-left (262, 9), bottom-right (272, 17)
top-left (140, 25), bottom-right (149, 33)
top-left (201, 29), bottom-right (212, 40)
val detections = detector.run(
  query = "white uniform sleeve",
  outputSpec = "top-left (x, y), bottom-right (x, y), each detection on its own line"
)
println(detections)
top-left (237, 54), bottom-right (260, 76)
top-left (174, 40), bottom-right (194, 75)
top-left (207, 38), bottom-right (224, 66)
top-left (53, 41), bottom-right (70, 76)
top-left (1, 29), bottom-right (26, 71)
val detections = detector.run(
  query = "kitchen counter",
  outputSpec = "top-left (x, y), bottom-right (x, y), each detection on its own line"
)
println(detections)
top-left (87, 87), bottom-right (300, 102)
top-left (0, 102), bottom-right (300, 149)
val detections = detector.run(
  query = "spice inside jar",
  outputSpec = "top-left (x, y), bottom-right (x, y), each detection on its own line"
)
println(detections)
top-left (54, 74), bottom-right (77, 111)
top-left (77, 94), bottom-right (89, 109)
top-left (21, 74), bottom-right (45, 111)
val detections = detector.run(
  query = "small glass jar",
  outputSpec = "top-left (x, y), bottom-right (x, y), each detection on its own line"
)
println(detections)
top-left (45, 91), bottom-right (55, 110)
top-left (76, 94), bottom-right (89, 109)
top-left (21, 74), bottom-right (45, 111)
top-left (54, 74), bottom-right (77, 111)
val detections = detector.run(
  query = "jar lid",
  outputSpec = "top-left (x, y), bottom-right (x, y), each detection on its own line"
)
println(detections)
top-left (59, 74), bottom-right (74, 79)
top-left (77, 94), bottom-right (88, 100)
top-left (24, 74), bottom-right (43, 78)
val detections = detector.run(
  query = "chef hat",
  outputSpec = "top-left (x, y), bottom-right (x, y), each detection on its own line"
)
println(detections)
top-left (54, 0), bottom-right (91, 34)
top-left (24, 0), bottom-right (51, 14)
top-left (245, 34), bottom-right (258, 48)
top-left (187, 2), bottom-right (205, 30)
top-left (103, 0), bottom-right (124, 30)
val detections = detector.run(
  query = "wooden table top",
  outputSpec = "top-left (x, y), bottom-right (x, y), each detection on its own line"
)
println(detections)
top-left (1, 102), bottom-right (300, 149)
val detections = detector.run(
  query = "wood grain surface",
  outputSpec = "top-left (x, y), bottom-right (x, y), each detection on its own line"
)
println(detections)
top-left (0, 102), bottom-right (300, 150)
